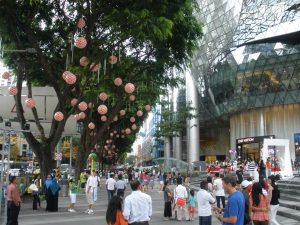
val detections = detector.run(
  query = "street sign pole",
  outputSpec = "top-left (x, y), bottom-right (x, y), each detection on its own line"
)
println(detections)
top-left (69, 136), bottom-right (73, 175)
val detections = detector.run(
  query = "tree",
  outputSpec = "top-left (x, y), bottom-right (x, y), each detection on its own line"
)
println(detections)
top-left (0, 0), bottom-right (202, 179)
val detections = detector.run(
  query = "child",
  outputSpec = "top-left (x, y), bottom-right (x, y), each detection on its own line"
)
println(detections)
top-left (187, 189), bottom-right (196, 221)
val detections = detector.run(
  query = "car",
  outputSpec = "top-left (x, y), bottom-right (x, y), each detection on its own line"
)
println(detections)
top-left (9, 168), bottom-right (24, 176)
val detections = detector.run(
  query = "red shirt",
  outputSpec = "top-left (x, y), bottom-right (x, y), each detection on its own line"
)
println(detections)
top-left (7, 183), bottom-right (21, 206)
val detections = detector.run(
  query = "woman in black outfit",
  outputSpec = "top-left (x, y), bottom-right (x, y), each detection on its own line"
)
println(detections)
top-left (163, 180), bottom-right (172, 220)
top-left (268, 175), bottom-right (280, 225)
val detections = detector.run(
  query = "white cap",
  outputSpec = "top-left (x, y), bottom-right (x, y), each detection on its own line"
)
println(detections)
top-left (241, 180), bottom-right (252, 188)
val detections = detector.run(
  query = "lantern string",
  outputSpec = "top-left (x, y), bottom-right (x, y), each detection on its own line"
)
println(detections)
top-left (97, 61), bottom-right (100, 83)
top-left (118, 47), bottom-right (121, 62)
top-left (104, 59), bottom-right (106, 75)
top-left (111, 51), bottom-right (113, 69)
top-left (66, 53), bottom-right (69, 70)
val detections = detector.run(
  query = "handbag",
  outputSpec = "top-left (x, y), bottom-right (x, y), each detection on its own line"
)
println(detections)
top-left (176, 198), bottom-right (186, 206)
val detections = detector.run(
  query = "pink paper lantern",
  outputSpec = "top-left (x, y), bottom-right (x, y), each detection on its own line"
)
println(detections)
top-left (90, 63), bottom-right (100, 72)
top-left (114, 130), bottom-right (117, 134)
top-left (79, 112), bottom-right (86, 119)
top-left (2, 71), bottom-right (9, 79)
top-left (71, 98), bottom-right (78, 106)
top-left (109, 55), bottom-right (118, 64)
top-left (79, 56), bottom-right (89, 67)
top-left (78, 101), bottom-right (88, 111)
top-left (113, 116), bottom-right (118, 122)
top-left (110, 133), bottom-right (114, 137)
top-left (121, 135), bottom-right (125, 138)
top-left (88, 122), bottom-right (95, 129)
top-left (75, 37), bottom-right (87, 49)
top-left (98, 92), bottom-right (108, 101)
top-left (137, 110), bottom-right (143, 117)
top-left (7, 86), bottom-right (18, 96)
top-left (25, 98), bottom-right (36, 109)
top-left (62, 71), bottom-right (72, 80)
top-left (124, 83), bottom-right (135, 94)
top-left (116, 134), bottom-right (120, 138)
top-left (74, 114), bottom-right (80, 121)
top-left (129, 95), bottom-right (136, 101)
top-left (101, 115), bottom-right (107, 122)
top-left (97, 105), bottom-right (108, 115)
top-left (125, 128), bottom-right (131, 135)
top-left (130, 117), bottom-right (135, 123)
top-left (121, 129), bottom-right (125, 133)
top-left (119, 109), bottom-right (126, 116)
top-left (77, 18), bottom-right (86, 29)
top-left (144, 105), bottom-right (151, 111)
top-left (54, 112), bottom-right (64, 121)
top-left (114, 78), bottom-right (122, 86)
top-left (66, 73), bottom-right (77, 85)
top-left (131, 124), bottom-right (137, 130)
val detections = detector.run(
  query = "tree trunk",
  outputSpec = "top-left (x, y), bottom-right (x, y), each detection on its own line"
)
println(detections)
top-left (38, 144), bottom-right (56, 179)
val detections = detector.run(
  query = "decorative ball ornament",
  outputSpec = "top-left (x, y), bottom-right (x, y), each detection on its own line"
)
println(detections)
top-left (130, 117), bottom-right (136, 123)
top-left (125, 128), bottom-right (131, 135)
top-left (78, 101), bottom-right (88, 111)
top-left (2, 71), bottom-right (10, 79)
top-left (145, 105), bottom-right (151, 111)
top-left (25, 98), bottom-right (36, 108)
top-left (114, 130), bottom-right (117, 134)
top-left (121, 135), bottom-right (125, 138)
top-left (129, 95), bottom-right (136, 101)
top-left (99, 92), bottom-right (108, 101)
top-left (97, 105), bottom-right (108, 115)
top-left (71, 98), bottom-right (78, 106)
top-left (113, 116), bottom-right (118, 121)
top-left (63, 71), bottom-right (77, 85)
top-left (124, 83), bottom-right (135, 94)
top-left (54, 112), bottom-right (64, 121)
top-left (7, 86), bottom-right (18, 96)
top-left (88, 122), bottom-right (95, 129)
top-left (90, 63), bottom-right (100, 72)
top-left (109, 55), bottom-right (118, 64)
top-left (62, 71), bottom-right (72, 80)
top-left (88, 102), bottom-right (94, 109)
top-left (110, 133), bottom-right (114, 137)
top-left (74, 114), bottom-right (80, 121)
top-left (77, 18), bottom-right (86, 29)
top-left (75, 37), bottom-right (87, 49)
top-left (131, 124), bottom-right (137, 130)
top-left (101, 115), bottom-right (107, 122)
top-left (121, 129), bottom-right (125, 133)
top-left (116, 134), bottom-right (120, 138)
top-left (79, 112), bottom-right (86, 119)
top-left (79, 56), bottom-right (89, 67)
top-left (137, 110), bottom-right (143, 117)
top-left (119, 109), bottom-right (126, 116)
top-left (114, 78), bottom-right (122, 86)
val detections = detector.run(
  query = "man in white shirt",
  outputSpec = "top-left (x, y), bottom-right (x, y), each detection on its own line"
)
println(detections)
top-left (123, 180), bottom-right (152, 225)
top-left (90, 170), bottom-right (100, 202)
top-left (213, 172), bottom-right (225, 209)
top-left (173, 179), bottom-right (189, 221)
top-left (197, 180), bottom-right (215, 225)
top-left (85, 170), bottom-right (94, 215)
top-left (106, 173), bottom-right (116, 203)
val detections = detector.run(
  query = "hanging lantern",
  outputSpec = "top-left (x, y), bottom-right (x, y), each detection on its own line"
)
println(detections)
top-left (124, 83), bottom-right (135, 94)
top-left (119, 109), bottom-right (126, 116)
top-left (145, 105), bottom-right (151, 111)
top-left (74, 114), bottom-right (80, 121)
top-left (75, 37), bottom-right (87, 49)
top-left (79, 112), bottom-right (86, 119)
top-left (114, 78), bottom-right (122, 86)
top-left (125, 128), bottom-right (131, 134)
top-left (109, 55), bottom-right (118, 64)
top-left (116, 134), bottom-right (120, 138)
top-left (88, 102), bottom-right (94, 109)
top-left (112, 145), bottom-right (116, 149)
top-left (25, 98), bottom-right (36, 108)
top-left (110, 133), bottom-right (114, 137)
top-left (137, 110), bottom-right (143, 117)
top-left (71, 98), bottom-right (78, 106)
top-left (7, 86), bottom-right (18, 96)
top-left (114, 130), bottom-right (117, 134)
top-left (97, 105), bottom-right (108, 115)
top-left (54, 112), bottom-right (64, 121)
top-left (130, 117), bottom-right (136, 123)
top-left (77, 18), bottom-right (86, 29)
top-left (2, 71), bottom-right (9, 79)
top-left (98, 92), bottom-right (108, 101)
top-left (113, 116), bottom-right (118, 121)
top-left (79, 56), bottom-right (89, 67)
top-left (131, 124), bottom-right (137, 130)
top-left (88, 122), bottom-right (95, 129)
top-left (106, 140), bottom-right (110, 144)
top-left (101, 115), bottom-right (107, 122)
top-left (121, 135), bottom-right (125, 138)
top-left (121, 129), bottom-right (125, 133)
top-left (90, 63), bottom-right (100, 72)
top-left (129, 95), bottom-right (136, 101)
top-left (62, 71), bottom-right (73, 80)
top-left (78, 101), bottom-right (88, 111)
top-left (66, 73), bottom-right (77, 85)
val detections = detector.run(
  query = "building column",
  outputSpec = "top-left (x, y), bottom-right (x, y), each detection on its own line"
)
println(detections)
top-left (164, 136), bottom-right (171, 159)
top-left (173, 133), bottom-right (182, 160)
top-left (186, 70), bottom-right (200, 163)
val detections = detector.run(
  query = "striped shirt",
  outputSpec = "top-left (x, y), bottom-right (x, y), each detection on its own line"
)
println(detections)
top-left (248, 161), bottom-right (256, 171)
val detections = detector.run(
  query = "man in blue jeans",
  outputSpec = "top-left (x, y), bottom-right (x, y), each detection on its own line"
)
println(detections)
top-left (213, 175), bottom-right (245, 225)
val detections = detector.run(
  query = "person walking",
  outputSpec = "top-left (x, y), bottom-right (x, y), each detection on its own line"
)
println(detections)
top-left (214, 175), bottom-right (245, 225)
top-left (6, 176), bottom-right (21, 225)
top-left (213, 172), bottom-right (226, 209)
top-left (248, 159), bottom-right (256, 179)
top-left (106, 173), bottom-right (116, 203)
top-left (163, 180), bottom-right (172, 220)
top-left (115, 174), bottom-right (126, 198)
top-left (266, 158), bottom-right (272, 178)
top-left (188, 189), bottom-right (197, 221)
top-left (28, 179), bottom-right (39, 211)
top-left (85, 170), bottom-right (94, 215)
top-left (241, 180), bottom-right (252, 225)
top-left (91, 170), bottom-right (100, 202)
top-left (106, 196), bottom-right (128, 225)
top-left (174, 178), bottom-right (189, 221)
top-left (268, 175), bottom-right (280, 225)
top-left (250, 182), bottom-right (269, 225)
top-left (68, 178), bottom-right (78, 213)
top-left (258, 160), bottom-right (266, 179)
top-left (197, 180), bottom-right (215, 225)
top-left (44, 175), bottom-right (60, 212)
top-left (123, 180), bottom-right (152, 225)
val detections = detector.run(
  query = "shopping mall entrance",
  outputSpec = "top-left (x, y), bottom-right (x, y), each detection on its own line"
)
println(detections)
top-left (236, 135), bottom-right (275, 161)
